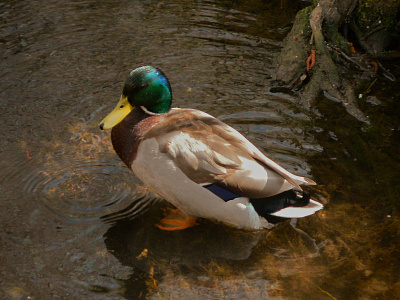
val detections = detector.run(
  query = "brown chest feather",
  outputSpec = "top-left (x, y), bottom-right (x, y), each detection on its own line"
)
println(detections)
top-left (111, 108), bottom-right (163, 168)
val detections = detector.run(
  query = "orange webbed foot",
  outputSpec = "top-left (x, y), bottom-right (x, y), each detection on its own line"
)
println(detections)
top-left (155, 209), bottom-right (198, 231)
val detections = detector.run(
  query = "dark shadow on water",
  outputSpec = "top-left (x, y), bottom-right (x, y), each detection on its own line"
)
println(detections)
top-left (103, 203), bottom-right (267, 298)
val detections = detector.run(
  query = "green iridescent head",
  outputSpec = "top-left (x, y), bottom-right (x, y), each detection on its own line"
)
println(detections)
top-left (123, 66), bottom-right (172, 113)
top-left (100, 66), bottom-right (172, 130)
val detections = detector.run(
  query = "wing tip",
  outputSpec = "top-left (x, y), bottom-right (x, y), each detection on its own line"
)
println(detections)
top-left (303, 177), bottom-right (317, 185)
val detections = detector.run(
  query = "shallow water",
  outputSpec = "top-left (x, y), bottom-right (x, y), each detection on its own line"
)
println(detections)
top-left (1, 0), bottom-right (399, 299)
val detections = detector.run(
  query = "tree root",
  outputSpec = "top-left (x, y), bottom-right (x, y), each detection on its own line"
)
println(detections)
top-left (272, 0), bottom-right (398, 124)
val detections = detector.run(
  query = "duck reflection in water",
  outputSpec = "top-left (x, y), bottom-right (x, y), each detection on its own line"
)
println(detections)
top-left (103, 203), bottom-right (269, 298)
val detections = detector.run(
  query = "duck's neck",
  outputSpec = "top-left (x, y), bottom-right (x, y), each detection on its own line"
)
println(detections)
top-left (111, 107), bottom-right (164, 168)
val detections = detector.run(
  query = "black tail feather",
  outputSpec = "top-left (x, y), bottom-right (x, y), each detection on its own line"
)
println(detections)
top-left (250, 189), bottom-right (310, 223)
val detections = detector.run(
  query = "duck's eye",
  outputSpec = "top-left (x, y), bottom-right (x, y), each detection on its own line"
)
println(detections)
top-left (139, 84), bottom-right (148, 90)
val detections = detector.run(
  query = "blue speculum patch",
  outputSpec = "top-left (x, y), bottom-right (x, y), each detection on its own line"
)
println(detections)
top-left (204, 184), bottom-right (239, 202)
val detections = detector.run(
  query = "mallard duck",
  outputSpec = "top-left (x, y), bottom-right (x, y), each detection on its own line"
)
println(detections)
top-left (99, 66), bottom-right (323, 231)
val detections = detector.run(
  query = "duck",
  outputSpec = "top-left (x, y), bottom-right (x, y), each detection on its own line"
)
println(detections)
top-left (99, 66), bottom-right (323, 231)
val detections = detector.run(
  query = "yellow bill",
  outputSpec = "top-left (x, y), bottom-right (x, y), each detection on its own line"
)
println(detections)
top-left (99, 95), bottom-right (133, 130)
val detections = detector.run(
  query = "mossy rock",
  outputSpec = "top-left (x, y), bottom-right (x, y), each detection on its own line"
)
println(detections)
top-left (273, 6), bottom-right (313, 85)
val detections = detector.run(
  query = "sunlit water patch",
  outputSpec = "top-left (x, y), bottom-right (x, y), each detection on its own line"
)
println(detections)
top-left (0, 123), bottom-right (160, 224)
top-left (22, 156), bottom-right (158, 222)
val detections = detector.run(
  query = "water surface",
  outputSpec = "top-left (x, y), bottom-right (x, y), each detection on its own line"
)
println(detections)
top-left (1, 0), bottom-right (399, 299)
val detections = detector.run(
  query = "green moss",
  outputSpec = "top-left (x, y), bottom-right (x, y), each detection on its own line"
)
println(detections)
top-left (296, 6), bottom-right (313, 36)
top-left (273, 5), bottom-right (314, 84)
top-left (356, 0), bottom-right (400, 29)
top-left (324, 25), bottom-right (352, 55)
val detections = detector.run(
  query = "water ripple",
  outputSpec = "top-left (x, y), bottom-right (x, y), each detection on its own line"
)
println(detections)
top-left (7, 153), bottom-right (159, 223)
